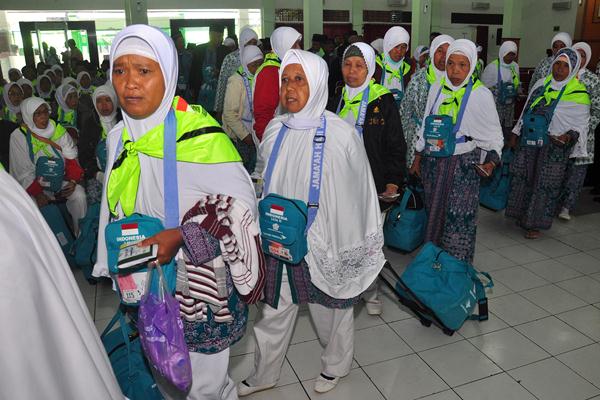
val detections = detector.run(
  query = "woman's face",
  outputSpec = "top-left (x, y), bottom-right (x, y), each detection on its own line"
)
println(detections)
top-left (33, 104), bottom-right (50, 129)
top-left (280, 63), bottom-right (309, 113)
top-left (66, 91), bottom-right (79, 109)
top-left (552, 58), bottom-right (570, 82)
top-left (22, 85), bottom-right (33, 99)
top-left (96, 95), bottom-right (115, 116)
top-left (503, 51), bottom-right (517, 64)
top-left (418, 54), bottom-right (428, 68)
top-left (446, 53), bottom-right (471, 86)
top-left (342, 55), bottom-right (369, 88)
top-left (389, 43), bottom-right (408, 62)
top-left (577, 49), bottom-right (587, 69)
top-left (247, 58), bottom-right (263, 76)
top-left (112, 54), bottom-right (165, 119)
top-left (8, 85), bottom-right (24, 107)
top-left (552, 40), bottom-right (566, 55)
top-left (80, 74), bottom-right (91, 88)
top-left (40, 77), bottom-right (51, 92)
top-left (433, 43), bottom-right (450, 71)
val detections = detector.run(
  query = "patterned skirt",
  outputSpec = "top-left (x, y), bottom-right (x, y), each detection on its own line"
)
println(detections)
top-left (262, 256), bottom-right (360, 310)
top-left (559, 161), bottom-right (588, 212)
top-left (421, 150), bottom-right (481, 263)
top-left (506, 142), bottom-right (572, 230)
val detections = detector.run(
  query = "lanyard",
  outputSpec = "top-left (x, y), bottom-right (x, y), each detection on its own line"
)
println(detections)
top-left (336, 85), bottom-right (370, 136)
top-left (112, 109), bottom-right (180, 229)
top-left (241, 72), bottom-right (253, 116)
top-left (429, 79), bottom-right (474, 136)
top-left (262, 116), bottom-right (327, 234)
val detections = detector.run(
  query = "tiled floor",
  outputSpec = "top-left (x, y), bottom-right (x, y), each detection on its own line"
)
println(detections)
top-left (80, 207), bottom-right (600, 400)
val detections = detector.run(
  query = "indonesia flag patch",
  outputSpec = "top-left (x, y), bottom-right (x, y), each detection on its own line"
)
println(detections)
top-left (121, 223), bottom-right (139, 236)
top-left (270, 204), bottom-right (285, 216)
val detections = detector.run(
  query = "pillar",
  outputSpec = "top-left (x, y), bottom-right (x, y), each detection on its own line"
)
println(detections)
top-left (261, 0), bottom-right (276, 37)
top-left (303, 0), bottom-right (323, 50)
top-left (352, 0), bottom-right (363, 35)
top-left (125, 0), bottom-right (148, 26)
top-left (502, 0), bottom-right (522, 38)
top-left (411, 0), bottom-right (432, 54)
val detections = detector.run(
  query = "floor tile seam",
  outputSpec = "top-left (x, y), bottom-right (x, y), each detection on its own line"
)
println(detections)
top-left (357, 365), bottom-right (388, 400)
top-left (386, 320), bottom-right (468, 354)
top-left (519, 265), bottom-right (586, 284)
top-left (284, 355), bottom-right (314, 399)
top-left (554, 307), bottom-right (600, 342)
top-left (466, 326), bottom-right (552, 358)
top-left (551, 352), bottom-right (600, 393)
top-left (451, 369), bottom-right (543, 400)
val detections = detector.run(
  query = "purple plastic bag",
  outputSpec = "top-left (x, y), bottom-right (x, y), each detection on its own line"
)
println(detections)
top-left (138, 264), bottom-right (192, 392)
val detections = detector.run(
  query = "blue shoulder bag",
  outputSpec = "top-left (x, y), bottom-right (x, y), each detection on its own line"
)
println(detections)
top-left (497, 63), bottom-right (517, 105)
top-left (521, 83), bottom-right (566, 148)
top-left (423, 79), bottom-right (473, 157)
top-left (479, 149), bottom-right (513, 211)
top-left (105, 109), bottom-right (179, 306)
top-left (25, 129), bottom-right (65, 193)
top-left (258, 116), bottom-right (326, 265)
top-left (383, 184), bottom-right (427, 252)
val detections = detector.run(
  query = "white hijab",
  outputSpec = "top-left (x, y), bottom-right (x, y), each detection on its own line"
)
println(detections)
top-left (415, 45), bottom-right (429, 60)
top-left (239, 26), bottom-right (258, 49)
top-left (280, 49), bottom-right (329, 129)
top-left (94, 24), bottom-right (257, 279)
top-left (383, 26), bottom-right (410, 58)
top-left (343, 42), bottom-right (376, 100)
top-left (429, 34), bottom-right (454, 80)
top-left (77, 71), bottom-right (92, 89)
top-left (17, 78), bottom-right (33, 94)
top-left (3, 82), bottom-right (22, 115)
top-left (552, 32), bottom-right (573, 49)
top-left (258, 50), bottom-right (384, 298)
top-left (35, 74), bottom-right (54, 98)
top-left (109, 24), bottom-right (177, 140)
top-left (481, 40), bottom-right (518, 88)
top-left (444, 39), bottom-right (477, 91)
top-left (271, 27), bottom-right (302, 60)
top-left (370, 38), bottom-right (384, 54)
top-left (21, 97), bottom-right (55, 139)
top-left (499, 41), bottom-right (518, 66)
top-left (573, 42), bottom-right (592, 76)
top-left (92, 83), bottom-right (119, 133)
top-left (241, 45), bottom-right (263, 76)
top-left (62, 77), bottom-right (79, 88)
top-left (550, 49), bottom-right (580, 90)
top-left (55, 83), bottom-right (78, 113)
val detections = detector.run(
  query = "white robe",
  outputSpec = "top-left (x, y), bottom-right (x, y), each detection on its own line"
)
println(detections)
top-left (257, 111), bottom-right (385, 299)
top-left (0, 169), bottom-right (123, 400)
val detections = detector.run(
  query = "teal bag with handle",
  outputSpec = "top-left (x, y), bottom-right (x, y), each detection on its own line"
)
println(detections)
top-left (25, 129), bottom-right (65, 193)
top-left (521, 82), bottom-right (566, 148)
top-left (382, 242), bottom-right (493, 335)
top-left (383, 185), bottom-right (427, 252)
top-left (104, 109), bottom-right (179, 306)
top-left (479, 150), bottom-right (513, 211)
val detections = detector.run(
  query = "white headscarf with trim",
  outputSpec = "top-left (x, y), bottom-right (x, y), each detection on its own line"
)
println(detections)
top-left (21, 97), bottom-right (54, 138)
top-left (343, 42), bottom-right (376, 100)
top-left (3, 82), bottom-right (23, 115)
top-left (271, 27), bottom-right (302, 60)
top-left (93, 83), bottom-right (119, 133)
top-left (550, 48), bottom-right (580, 90)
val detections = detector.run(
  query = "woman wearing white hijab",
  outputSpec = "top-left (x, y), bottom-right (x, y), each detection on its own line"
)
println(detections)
top-left (51, 64), bottom-right (64, 85)
top-left (530, 32), bottom-right (572, 93)
top-left (375, 26), bottom-right (415, 107)
top-left (413, 39), bottom-right (503, 262)
top-left (556, 42), bottom-right (600, 220)
top-left (414, 45), bottom-right (429, 69)
top-left (214, 26), bottom-right (259, 114)
top-left (9, 97), bottom-right (87, 235)
top-left (35, 73), bottom-right (54, 101)
top-left (370, 38), bottom-right (383, 54)
top-left (77, 71), bottom-right (95, 95)
top-left (481, 40), bottom-right (521, 138)
top-left (252, 26), bottom-right (302, 141)
top-left (55, 82), bottom-right (80, 135)
top-left (2, 82), bottom-right (24, 123)
top-left (507, 48), bottom-right (590, 239)
top-left (239, 50), bottom-right (384, 396)
top-left (17, 77), bottom-right (34, 99)
top-left (0, 168), bottom-right (122, 400)
top-left (222, 45), bottom-right (263, 172)
top-left (402, 34), bottom-right (454, 168)
top-left (93, 24), bottom-right (261, 400)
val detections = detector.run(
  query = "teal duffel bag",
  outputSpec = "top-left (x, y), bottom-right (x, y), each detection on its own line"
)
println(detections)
top-left (40, 203), bottom-right (75, 265)
top-left (383, 185), bottom-right (427, 252)
top-left (479, 150), bottom-right (513, 211)
top-left (382, 242), bottom-right (493, 335)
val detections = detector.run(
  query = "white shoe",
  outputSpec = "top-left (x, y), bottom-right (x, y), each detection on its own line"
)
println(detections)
top-left (558, 208), bottom-right (571, 221)
top-left (237, 380), bottom-right (276, 397)
top-left (314, 374), bottom-right (340, 393)
top-left (365, 299), bottom-right (383, 316)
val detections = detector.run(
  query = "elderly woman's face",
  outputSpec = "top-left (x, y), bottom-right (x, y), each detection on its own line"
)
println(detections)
top-left (446, 53), bottom-right (471, 86)
top-left (112, 54), bottom-right (165, 119)
top-left (389, 43), bottom-right (408, 63)
top-left (577, 49), bottom-right (587, 69)
top-left (66, 91), bottom-right (79, 109)
top-left (33, 104), bottom-right (50, 129)
top-left (96, 95), bottom-right (115, 116)
top-left (8, 85), bottom-right (24, 107)
top-left (247, 58), bottom-right (264, 76)
top-left (433, 43), bottom-right (450, 71)
top-left (80, 74), bottom-right (91, 88)
top-left (552, 58), bottom-right (570, 82)
top-left (280, 63), bottom-right (309, 113)
top-left (552, 40), bottom-right (566, 55)
top-left (503, 51), bottom-right (517, 65)
top-left (342, 56), bottom-right (368, 88)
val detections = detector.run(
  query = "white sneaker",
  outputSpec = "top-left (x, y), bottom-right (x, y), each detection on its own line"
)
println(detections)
top-left (365, 299), bottom-right (383, 316)
top-left (237, 380), bottom-right (276, 397)
top-left (558, 208), bottom-right (571, 221)
top-left (314, 374), bottom-right (340, 393)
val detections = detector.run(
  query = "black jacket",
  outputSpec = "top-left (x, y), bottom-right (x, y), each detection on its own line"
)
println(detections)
top-left (327, 89), bottom-right (407, 201)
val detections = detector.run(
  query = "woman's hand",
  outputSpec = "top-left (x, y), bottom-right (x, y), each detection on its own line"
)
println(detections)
top-left (409, 154), bottom-right (422, 177)
top-left (56, 181), bottom-right (76, 200)
top-left (34, 193), bottom-right (50, 208)
top-left (380, 184), bottom-right (399, 203)
top-left (507, 133), bottom-right (519, 149)
top-left (139, 228), bottom-right (184, 265)
top-left (474, 162), bottom-right (496, 178)
top-left (550, 134), bottom-right (571, 147)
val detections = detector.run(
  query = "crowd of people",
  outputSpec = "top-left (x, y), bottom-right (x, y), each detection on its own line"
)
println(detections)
top-left (1, 21), bottom-right (599, 400)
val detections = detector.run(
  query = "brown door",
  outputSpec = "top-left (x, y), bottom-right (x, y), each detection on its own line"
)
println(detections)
top-left (475, 25), bottom-right (489, 64)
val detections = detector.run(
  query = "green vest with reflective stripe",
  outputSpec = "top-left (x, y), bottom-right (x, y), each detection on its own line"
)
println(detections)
top-left (255, 52), bottom-right (281, 79)
top-left (338, 81), bottom-right (390, 120)
top-left (530, 76), bottom-right (590, 109)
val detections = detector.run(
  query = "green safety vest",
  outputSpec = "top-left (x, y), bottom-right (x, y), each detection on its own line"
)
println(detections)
top-left (338, 80), bottom-right (390, 120)
top-left (254, 52), bottom-right (281, 79)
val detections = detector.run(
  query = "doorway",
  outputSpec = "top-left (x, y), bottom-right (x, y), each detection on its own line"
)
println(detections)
top-left (170, 19), bottom-right (236, 47)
